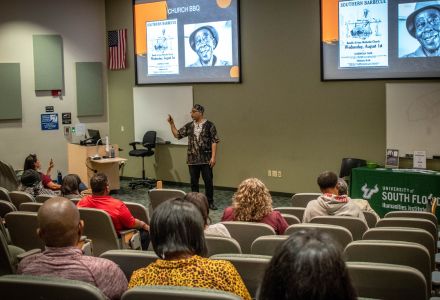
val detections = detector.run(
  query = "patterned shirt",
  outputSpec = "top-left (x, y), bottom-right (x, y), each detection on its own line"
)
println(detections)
top-left (177, 120), bottom-right (220, 165)
top-left (17, 246), bottom-right (127, 300)
top-left (128, 255), bottom-right (251, 300)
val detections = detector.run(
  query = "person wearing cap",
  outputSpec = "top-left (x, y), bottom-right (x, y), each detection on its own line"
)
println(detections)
top-left (404, 1), bottom-right (440, 57)
top-left (188, 25), bottom-right (231, 67)
top-left (167, 104), bottom-right (220, 210)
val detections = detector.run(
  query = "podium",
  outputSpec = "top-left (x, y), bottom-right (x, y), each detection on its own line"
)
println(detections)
top-left (67, 143), bottom-right (127, 190)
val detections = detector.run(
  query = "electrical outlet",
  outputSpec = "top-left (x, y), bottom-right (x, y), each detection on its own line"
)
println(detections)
top-left (277, 170), bottom-right (282, 178)
top-left (267, 170), bottom-right (272, 177)
top-left (271, 170), bottom-right (278, 177)
top-left (121, 125), bottom-right (125, 132)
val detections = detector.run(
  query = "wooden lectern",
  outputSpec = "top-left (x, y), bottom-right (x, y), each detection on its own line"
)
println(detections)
top-left (67, 143), bottom-right (127, 190)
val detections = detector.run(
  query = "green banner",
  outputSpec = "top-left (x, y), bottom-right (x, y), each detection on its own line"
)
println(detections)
top-left (350, 167), bottom-right (440, 220)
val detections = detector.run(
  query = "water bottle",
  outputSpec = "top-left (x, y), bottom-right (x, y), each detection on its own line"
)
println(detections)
top-left (57, 170), bottom-right (62, 184)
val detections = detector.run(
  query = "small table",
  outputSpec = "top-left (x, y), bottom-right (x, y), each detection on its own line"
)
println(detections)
top-left (350, 167), bottom-right (440, 219)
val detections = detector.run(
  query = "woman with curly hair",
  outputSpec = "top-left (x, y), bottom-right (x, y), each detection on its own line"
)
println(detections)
top-left (221, 178), bottom-right (288, 234)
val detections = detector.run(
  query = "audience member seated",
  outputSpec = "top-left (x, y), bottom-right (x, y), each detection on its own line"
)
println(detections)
top-left (61, 174), bottom-right (83, 199)
top-left (337, 178), bottom-right (380, 220)
top-left (17, 197), bottom-right (127, 300)
top-left (258, 229), bottom-right (357, 300)
top-left (77, 173), bottom-right (150, 250)
top-left (303, 171), bottom-right (367, 224)
top-left (23, 154), bottom-right (61, 190)
top-left (128, 198), bottom-right (251, 300)
top-left (184, 192), bottom-right (231, 237)
top-left (221, 178), bottom-right (288, 234)
top-left (19, 169), bottom-right (55, 197)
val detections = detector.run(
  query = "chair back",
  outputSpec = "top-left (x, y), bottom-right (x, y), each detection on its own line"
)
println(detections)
top-left (339, 158), bottom-right (367, 178)
top-left (363, 211), bottom-right (379, 228)
top-left (19, 202), bottom-right (43, 212)
top-left (291, 193), bottom-right (320, 207)
top-left (0, 186), bottom-right (11, 202)
top-left (0, 160), bottom-right (19, 192)
top-left (0, 274), bottom-right (107, 300)
top-left (347, 262), bottom-right (427, 300)
top-left (251, 235), bottom-right (288, 256)
top-left (0, 230), bottom-right (14, 275)
top-left (142, 131), bottom-right (157, 149)
top-left (384, 211), bottom-right (438, 227)
top-left (4, 211), bottom-right (44, 251)
top-left (376, 217), bottom-right (437, 246)
top-left (285, 223), bottom-right (353, 249)
top-left (281, 214), bottom-right (300, 225)
top-left (344, 240), bottom-right (431, 296)
top-left (122, 286), bottom-right (242, 300)
top-left (9, 191), bottom-right (35, 209)
top-left (35, 194), bottom-right (55, 203)
top-left (148, 189), bottom-right (186, 211)
top-left (310, 216), bottom-right (368, 240)
top-left (125, 202), bottom-right (149, 224)
top-left (363, 227), bottom-right (436, 271)
top-left (70, 198), bottom-right (81, 205)
top-left (78, 208), bottom-right (120, 256)
top-left (210, 253), bottom-right (270, 299)
top-left (220, 221), bottom-right (276, 254)
top-left (0, 200), bottom-right (16, 218)
top-left (205, 236), bottom-right (242, 256)
top-left (100, 250), bottom-right (158, 280)
top-left (274, 207), bottom-right (305, 221)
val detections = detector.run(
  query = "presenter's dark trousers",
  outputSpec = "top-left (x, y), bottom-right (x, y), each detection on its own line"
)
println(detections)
top-left (189, 164), bottom-right (214, 204)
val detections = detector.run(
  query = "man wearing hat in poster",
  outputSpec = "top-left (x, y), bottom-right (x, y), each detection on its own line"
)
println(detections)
top-left (188, 25), bottom-right (231, 67)
top-left (404, 1), bottom-right (440, 57)
top-left (167, 104), bottom-right (220, 210)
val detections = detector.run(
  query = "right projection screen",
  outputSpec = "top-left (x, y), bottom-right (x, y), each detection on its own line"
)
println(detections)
top-left (321, 0), bottom-right (440, 80)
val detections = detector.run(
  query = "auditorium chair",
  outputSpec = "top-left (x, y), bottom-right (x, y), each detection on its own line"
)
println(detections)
top-left (251, 235), bottom-right (288, 256)
top-left (0, 200), bottom-right (16, 218)
top-left (220, 221), bottom-right (275, 254)
top-left (205, 235), bottom-right (242, 257)
top-left (122, 286), bottom-right (242, 300)
top-left (284, 223), bottom-right (353, 249)
top-left (19, 202), bottom-right (42, 212)
top-left (280, 213), bottom-right (300, 225)
top-left (291, 193), bottom-right (320, 207)
top-left (148, 188), bottom-right (186, 211)
top-left (8, 191), bottom-right (35, 210)
top-left (4, 211), bottom-right (44, 251)
top-left (310, 216), bottom-right (368, 240)
top-left (100, 250), bottom-right (159, 280)
top-left (362, 210), bottom-right (379, 228)
top-left (274, 207), bottom-right (305, 221)
top-left (210, 253), bottom-right (271, 299)
top-left (35, 194), bottom-right (55, 203)
top-left (125, 202), bottom-right (149, 224)
top-left (0, 186), bottom-right (11, 202)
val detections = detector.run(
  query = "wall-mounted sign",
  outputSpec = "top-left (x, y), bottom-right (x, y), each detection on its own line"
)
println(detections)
top-left (62, 112), bottom-right (71, 124)
top-left (41, 113), bottom-right (59, 130)
top-left (45, 106), bottom-right (54, 112)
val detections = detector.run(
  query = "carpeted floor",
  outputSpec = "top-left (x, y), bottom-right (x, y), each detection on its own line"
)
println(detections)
top-left (115, 179), bottom-right (292, 223)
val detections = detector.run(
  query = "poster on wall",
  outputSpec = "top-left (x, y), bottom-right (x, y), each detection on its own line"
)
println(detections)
top-left (338, 0), bottom-right (389, 68)
top-left (41, 113), bottom-right (59, 130)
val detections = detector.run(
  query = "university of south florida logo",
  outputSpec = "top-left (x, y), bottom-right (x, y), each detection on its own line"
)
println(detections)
top-left (361, 183), bottom-right (379, 199)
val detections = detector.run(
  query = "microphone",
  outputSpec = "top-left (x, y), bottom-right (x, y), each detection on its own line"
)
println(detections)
top-left (91, 138), bottom-right (103, 160)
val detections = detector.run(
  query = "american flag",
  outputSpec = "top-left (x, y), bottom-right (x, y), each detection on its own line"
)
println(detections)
top-left (108, 29), bottom-right (127, 70)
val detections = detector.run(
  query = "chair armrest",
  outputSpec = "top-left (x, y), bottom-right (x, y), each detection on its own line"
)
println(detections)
top-left (16, 249), bottom-right (41, 261)
top-left (81, 239), bottom-right (93, 256)
top-left (129, 142), bottom-right (140, 150)
top-left (119, 229), bottom-right (141, 250)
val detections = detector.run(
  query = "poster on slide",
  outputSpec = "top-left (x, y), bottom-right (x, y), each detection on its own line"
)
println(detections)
top-left (339, 0), bottom-right (388, 68)
top-left (147, 19), bottom-right (179, 75)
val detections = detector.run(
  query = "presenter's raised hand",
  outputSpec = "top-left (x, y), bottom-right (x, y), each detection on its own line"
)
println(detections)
top-left (167, 114), bottom-right (174, 124)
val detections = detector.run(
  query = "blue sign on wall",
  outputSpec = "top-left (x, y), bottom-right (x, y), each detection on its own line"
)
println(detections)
top-left (41, 113), bottom-right (59, 130)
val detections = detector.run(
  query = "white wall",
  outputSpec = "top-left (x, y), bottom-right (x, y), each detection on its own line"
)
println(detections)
top-left (0, 0), bottom-right (108, 176)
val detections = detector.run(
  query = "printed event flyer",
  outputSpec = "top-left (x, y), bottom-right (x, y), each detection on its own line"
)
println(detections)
top-left (147, 19), bottom-right (179, 75)
top-left (338, 0), bottom-right (388, 68)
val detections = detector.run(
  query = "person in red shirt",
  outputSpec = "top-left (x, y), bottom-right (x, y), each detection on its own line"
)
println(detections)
top-left (77, 173), bottom-right (150, 249)
top-left (221, 178), bottom-right (288, 234)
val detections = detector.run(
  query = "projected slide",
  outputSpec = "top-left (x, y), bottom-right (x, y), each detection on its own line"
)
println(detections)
top-left (321, 0), bottom-right (440, 80)
top-left (134, 0), bottom-right (240, 84)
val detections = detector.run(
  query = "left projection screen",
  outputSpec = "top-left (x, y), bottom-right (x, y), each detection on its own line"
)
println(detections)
top-left (133, 0), bottom-right (240, 84)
